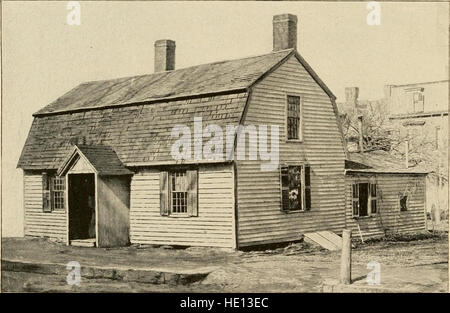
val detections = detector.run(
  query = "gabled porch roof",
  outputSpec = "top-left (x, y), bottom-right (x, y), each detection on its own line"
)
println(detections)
top-left (57, 144), bottom-right (133, 176)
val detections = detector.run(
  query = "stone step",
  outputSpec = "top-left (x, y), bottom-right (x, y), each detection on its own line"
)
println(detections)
top-left (70, 239), bottom-right (96, 247)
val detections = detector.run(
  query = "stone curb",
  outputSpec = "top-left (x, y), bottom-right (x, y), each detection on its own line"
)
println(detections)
top-left (320, 279), bottom-right (412, 293)
top-left (2, 259), bottom-right (213, 285)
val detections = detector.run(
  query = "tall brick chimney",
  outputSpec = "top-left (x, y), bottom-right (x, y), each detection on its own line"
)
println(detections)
top-left (345, 87), bottom-right (359, 107)
top-left (154, 39), bottom-right (175, 72)
top-left (273, 14), bottom-right (297, 51)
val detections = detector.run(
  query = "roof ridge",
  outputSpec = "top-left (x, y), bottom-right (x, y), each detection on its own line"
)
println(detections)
top-left (78, 48), bottom-right (295, 86)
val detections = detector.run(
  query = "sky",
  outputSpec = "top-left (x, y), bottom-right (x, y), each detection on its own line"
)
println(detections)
top-left (2, 1), bottom-right (448, 236)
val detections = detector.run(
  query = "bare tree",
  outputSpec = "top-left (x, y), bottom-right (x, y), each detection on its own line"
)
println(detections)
top-left (339, 99), bottom-right (448, 180)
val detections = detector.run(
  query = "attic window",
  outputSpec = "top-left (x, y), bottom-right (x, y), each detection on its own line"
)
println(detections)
top-left (287, 95), bottom-right (301, 140)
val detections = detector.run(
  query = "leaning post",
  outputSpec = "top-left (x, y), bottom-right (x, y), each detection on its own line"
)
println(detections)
top-left (340, 229), bottom-right (352, 284)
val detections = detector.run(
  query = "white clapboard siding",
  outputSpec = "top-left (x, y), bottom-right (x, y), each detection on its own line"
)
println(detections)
top-left (236, 55), bottom-right (347, 247)
top-left (23, 171), bottom-right (67, 241)
top-left (130, 164), bottom-right (235, 248)
top-left (345, 174), bottom-right (426, 238)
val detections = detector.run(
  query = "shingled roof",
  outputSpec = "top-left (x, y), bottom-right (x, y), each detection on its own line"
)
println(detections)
top-left (18, 48), bottom-right (336, 170)
top-left (34, 49), bottom-right (295, 116)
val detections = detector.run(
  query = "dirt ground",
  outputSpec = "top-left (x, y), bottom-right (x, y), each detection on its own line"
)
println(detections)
top-left (1, 233), bottom-right (448, 293)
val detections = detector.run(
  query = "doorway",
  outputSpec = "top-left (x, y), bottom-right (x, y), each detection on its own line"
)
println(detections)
top-left (68, 174), bottom-right (96, 241)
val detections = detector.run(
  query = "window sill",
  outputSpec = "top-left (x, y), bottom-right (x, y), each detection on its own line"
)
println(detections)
top-left (168, 213), bottom-right (194, 218)
top-left (286, 139), bottom-right (303, 143)
top-left (283, 210), bottom-right (307, 214)
top-left (352, 215), bottom-right (375, 220)
top-left (43, 209), bottom-right (66, 214)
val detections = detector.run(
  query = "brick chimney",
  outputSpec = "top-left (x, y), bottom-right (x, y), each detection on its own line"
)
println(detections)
top-left (273, 14), bottom-right (297, 51)
top-left (154, 39), bottom-right (175, 72)
top-left (345, 87), bottom-right (359, 107)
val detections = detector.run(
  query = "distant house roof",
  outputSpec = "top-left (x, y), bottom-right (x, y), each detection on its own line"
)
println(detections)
top-left (18, 48), bottom-right (336, 170)
top-left (387, 79), bottom-right (449, 88)
top-left (345, 151), bottom-right (428, 174)
top-left (58, 145), bottom-right (133, 176)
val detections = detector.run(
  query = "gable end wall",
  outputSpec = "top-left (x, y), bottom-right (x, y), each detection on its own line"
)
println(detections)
top-left (236, 55), bottom-right (346, 247)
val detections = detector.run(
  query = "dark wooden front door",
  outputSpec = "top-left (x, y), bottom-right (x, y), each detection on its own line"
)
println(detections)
top-left (68, 174), bottom-right (95, 240)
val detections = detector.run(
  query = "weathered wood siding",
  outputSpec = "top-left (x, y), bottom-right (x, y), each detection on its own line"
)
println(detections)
top-left (23, 171), bottom-right (67, 241)
top-left (97, 175), bottom-right (131, 247)
top-left (345, 174), bottom-right (426, 238)
top-left (236, 55), bottom-right (347, 247)
top-left (130, 164), bottom-right (235, 248)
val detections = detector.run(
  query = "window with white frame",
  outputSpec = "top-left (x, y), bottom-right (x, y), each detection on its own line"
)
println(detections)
top-left (412, 92), bottom-right (424, 112)
top-left (170, 170), bottom-right (188, 214)
top-left (352, 182), bottom-right (378, 217)
top-left (160, 169), bottom-right (198, 217)
top-left (280, 165), bottom-right (311, 212)
top-left (52, 177), bottom-right (65, 210)
top-left (42, 172), bottom-right (65, 212)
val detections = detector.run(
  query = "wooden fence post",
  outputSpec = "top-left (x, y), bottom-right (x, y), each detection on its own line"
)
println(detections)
top-left (340, 229), bottom-right (352, 284)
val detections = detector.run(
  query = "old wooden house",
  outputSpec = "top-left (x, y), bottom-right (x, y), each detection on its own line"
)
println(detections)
top-left (18, 14), bottom-right (427, 249)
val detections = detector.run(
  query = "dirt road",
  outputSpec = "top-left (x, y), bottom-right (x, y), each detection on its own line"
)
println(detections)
top-left (2, 234), bottom-right (448, 292)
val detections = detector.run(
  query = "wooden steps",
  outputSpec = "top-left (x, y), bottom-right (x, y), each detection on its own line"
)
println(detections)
top-left (70, 238), bottom-right (96, 247)
top-left (304, 231), bottom-right (342, 251)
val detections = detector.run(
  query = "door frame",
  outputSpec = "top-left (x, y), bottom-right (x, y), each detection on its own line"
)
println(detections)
top-left (65, 172), bottom-right (99, 247)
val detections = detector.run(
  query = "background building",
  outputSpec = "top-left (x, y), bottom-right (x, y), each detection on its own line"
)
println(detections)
top-left (385, 80), bottom-right (448, 220)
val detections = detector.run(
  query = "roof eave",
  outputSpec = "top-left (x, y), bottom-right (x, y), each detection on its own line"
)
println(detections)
top-left (32, 87), bottom-right (249, 117)
top-left (292, 51), bottom-right (336, 100)
top-left (345, 169), bottom-right (428, 175)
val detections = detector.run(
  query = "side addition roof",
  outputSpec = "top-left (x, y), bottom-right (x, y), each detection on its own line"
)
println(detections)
top-left (345, 151), bottom-right (429, 175)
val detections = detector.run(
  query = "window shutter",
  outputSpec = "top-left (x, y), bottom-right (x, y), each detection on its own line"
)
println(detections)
top-left (280, 166), bottom-right (290, 211)
top-left (160, 171), bottom-right (169, 216)
top-left (370, 183), bottom-right (377, 214)
top-left (50, 176), bottom-right (55, 211)
top-left (42, 172), bottom-right (51, 213)
top-left (304, 165), bottom-right (311, 210)
top-left (187, 170), bottom-right (198, 217)
top-left (352, 183), bottom-right (359, 217)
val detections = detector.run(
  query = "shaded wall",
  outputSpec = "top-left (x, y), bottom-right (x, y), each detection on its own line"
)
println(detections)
top-left (97, 175), bottom-right (130, 247)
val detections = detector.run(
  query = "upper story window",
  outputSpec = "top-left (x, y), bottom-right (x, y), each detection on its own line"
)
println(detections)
top-left (435, 126), bottom-right (441, 150)
top-left (287, 95), bottom-right (301, 140)
top-left (412, 91), bottom-right (424, 113)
